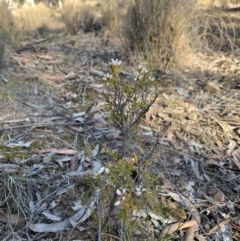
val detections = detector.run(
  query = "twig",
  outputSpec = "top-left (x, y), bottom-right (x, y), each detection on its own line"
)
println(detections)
top-left (97, 186), bottom-right (103, 241)
top-left (0, 120), bottom-right (98, 130)
top-left (16, 37), bottom-right (51, 53)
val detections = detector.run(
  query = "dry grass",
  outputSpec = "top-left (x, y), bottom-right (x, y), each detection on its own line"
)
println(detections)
top-left (123, 0), bottom-right (194, 70)
top-left (11, 2), bottom-right (64, 31)
top-left (0, 2), bottom-right (239, 240)
top-left (100, 0), bottom-right (132, 33)
top-left (0, 0), bottom-right (15, 66)
top-left (174, 7), bottom-right (236, 71)
top-left (122, 0), bottom-right (236, 72)
top-left (1, 0), bottom-right (236, 72)
top-left (0, 1), bottom-right (14, 31)
top-left (60, 0), bottom-right (103, 34)
top-left (145, 85), bottom-right (240, 156)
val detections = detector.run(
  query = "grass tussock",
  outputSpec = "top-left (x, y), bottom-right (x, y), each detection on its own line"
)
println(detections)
top-left (0, 0), bottom-right (15, 66)
top-left (60, 0), bottom-right (103, 34)
top-left (12, 2), bottom-right (64, 31)
top-left (123, 0), bottom-right (236, 71)
top-left (0, 1), bottom-right (14, 31)
top-left (100, 0), bottom-right (132, 33)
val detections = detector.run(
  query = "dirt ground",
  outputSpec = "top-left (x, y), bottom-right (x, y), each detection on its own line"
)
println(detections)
top-left (1, 2), bottom-right (240, 241)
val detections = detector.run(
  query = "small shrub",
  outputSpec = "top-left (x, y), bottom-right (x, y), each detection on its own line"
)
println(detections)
top-left (88, 153), bottom-right (157, 240)
top-left (102, 59), bottom-right (158, 157)
top-left (82, 149), bottom-right (183, 240)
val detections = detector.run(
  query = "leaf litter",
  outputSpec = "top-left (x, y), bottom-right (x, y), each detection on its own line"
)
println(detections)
top-left (1, 10), bottom-right (240, 241)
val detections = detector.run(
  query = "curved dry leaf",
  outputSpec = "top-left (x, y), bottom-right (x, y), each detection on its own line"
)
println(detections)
top-left (47, 74), bottom-right (64, 82)
top-left (186, 181), bottom-right (195, 191)
top-left (212, 118), bottom-right (235, 138)
top-left (227, 140), bottom-right (237, 155)
top-left (37, 148), bottom-right (78, 155)
top-left (42, 212), bottom-right (61, 222)
top-left (64, 71), bottom-right (78, 80)
top-left (132, 209), bottom-right (177, 224)
top-left (149, 211), bottom-right (177, 224)
top-left (0, 213), bottom-right (25, 228)
top-left (89, 68), bottom-right (104, 77)
top-left (184, 225), bottom-right (196, 241)
top-left (204, 81), bottom-right (221, 92)
top-left (36, 53), bottom-right (53, 60)
top-left (68, 125), bottom-right (85, 132)
top-left (161, 219), bottom-right (198, 237)
top-left (206, 187), bottom-right (225, 202)
top-left (162, 180), bottom-right (174, 191)
top-left (85, 102), bottom-right (105, 119)
top-left (159, 190), bottom-right (192, 207)
top-left (89, 83), bottom-right (104, 88)
top-left (232, 148), bottom-right (240, 171)
top-left (29, 207), bottom-right (91, 233)
top-left (199, 190), bottom-right (225, 208)
top-left (0, 164), bottom-right (20, 172)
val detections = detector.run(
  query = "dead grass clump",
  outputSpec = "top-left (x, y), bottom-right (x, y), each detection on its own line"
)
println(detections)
top-left (100, 0), bottom-right (132, 33)
top-left (60, 0), bottom-right (103, 34)
top-left (123, 0), bottom-right (235, 71)
top-left (0, 174), bottom-right (28, 239)
top-left (0, 1), bottom-right (14, 30)
top-left (123, 0), bottom-right (197, 70)
top-left (12, 2), bottom-right (64, 31)
top-left (0, 0), bottom-right (14, 66)
top-left (173, 7), bottom-right (235, 70)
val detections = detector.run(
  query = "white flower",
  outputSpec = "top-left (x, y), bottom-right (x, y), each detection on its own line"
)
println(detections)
top-left (98, 167), bottom-right (110, 175)
top-left (149, 77), bottom-right (155, 81)
top-left (106, 179), bottom-right (116, 187)
top-left (115, 188), bottom-right (127, 206)
top-left (114, 200), bottom-right (121, 206)
top-left (134, 73), bottom-right (140, 81)
top-left (135, 187), bottom-right (141, 192)
top-left (135, 187), bottom-right (142, 196)
top-left (116, 189), bottom-right (122, 196)
top-left (98, 167), bottom-right (105, 174)
top-left (134, 71), bottom-right (147, 81)
top-left (136, 191), bottom-right (142, 197)
top-left (142, 67), bottom-right (148, 73)
top-left (137, 64), bottom-right (148, 73)
top-left (103, 73), bottom-right (112, 80)
top-left (116, 188), bottom-right (126, 196)
top-left (109, 58), bottom-right (122, 66)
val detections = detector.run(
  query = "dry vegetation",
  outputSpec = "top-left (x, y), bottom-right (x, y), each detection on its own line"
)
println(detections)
top-left (123, 0), bottom-right (238, 71)
top-left (0, 0), bottom-right (15, 66)
top-left (0, 0), bottom-right (240, 240)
